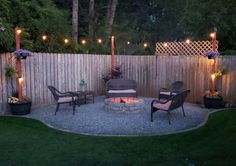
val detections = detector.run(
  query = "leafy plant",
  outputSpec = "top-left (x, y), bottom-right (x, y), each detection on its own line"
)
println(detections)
top-left (102, 64), bottom-right (124, 83)
top-left (5, 66), bottom-right (16, 78)
top-left (214, 68), bottom-right (227, 78)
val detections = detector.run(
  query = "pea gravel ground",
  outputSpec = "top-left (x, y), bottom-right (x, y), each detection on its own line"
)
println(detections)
top-left (25, 96), bottom-right (211, 136)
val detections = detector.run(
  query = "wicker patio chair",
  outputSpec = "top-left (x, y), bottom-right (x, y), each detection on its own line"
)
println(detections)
top-left (159, 81), bottom-right (184, 100)
top-left (151, 89), bottom-right (190, 124)
top-left (48, 86), bottom-right (77, 115)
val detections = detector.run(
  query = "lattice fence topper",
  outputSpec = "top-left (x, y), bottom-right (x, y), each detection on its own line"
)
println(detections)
top-left (155, 40), bottom-right (218, 56)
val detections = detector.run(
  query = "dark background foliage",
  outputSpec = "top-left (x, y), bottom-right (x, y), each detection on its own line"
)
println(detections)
top-left (0, 0), bottom-right (235, 54)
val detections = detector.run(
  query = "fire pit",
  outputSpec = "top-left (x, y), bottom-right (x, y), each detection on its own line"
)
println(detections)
top-left (104, 97), bottom-right (145, 112)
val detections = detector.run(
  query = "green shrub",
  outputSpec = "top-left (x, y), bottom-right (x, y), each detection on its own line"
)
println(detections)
top-left (220, 50), bottom-right (236, 56)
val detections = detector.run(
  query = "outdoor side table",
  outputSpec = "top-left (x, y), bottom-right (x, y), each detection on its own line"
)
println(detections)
top-left (82, 90), bottom-right (95, 104)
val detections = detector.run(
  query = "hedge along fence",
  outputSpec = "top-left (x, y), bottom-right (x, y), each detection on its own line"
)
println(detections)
top-left (0, 53), bottom-right (236, 114)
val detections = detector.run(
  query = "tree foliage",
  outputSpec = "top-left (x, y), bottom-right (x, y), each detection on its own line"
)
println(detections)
top-left (0, 0), bottom-right (235, 54)
top-left (0, 0), bottom-right (80, 53)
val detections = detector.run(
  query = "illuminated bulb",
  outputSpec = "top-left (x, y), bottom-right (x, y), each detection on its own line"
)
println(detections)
top-left (112, 36), bottom-right (114, 40)
top-left (64, 38), bottom-right (69, 44)
top-left (163, 43), bottom-right (168, 47)
top-left (97, 39), bottom-right (102, 44)
top-left (127, 41), bottom-right (130, 45)
top-left (211, 74), bottom-right (216, 80)
top-left (18, 77), bottom-right (23, 83)
top-left (211, 59), bottom-right (215, 65)
top-left (81, 39), bottom-right (86, 45)
top-left (210, 33), bottom-right (215, 38)
top-left (185, 39), bottom-right (191, 44)
top-left (16, 29), bottom-right (22, 34)
top-left (42, 35), bottom-right (47, 41)
top-left (143, 43), bottom-right (148, 48)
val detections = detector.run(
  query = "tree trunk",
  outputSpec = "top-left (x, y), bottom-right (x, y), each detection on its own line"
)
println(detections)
top-left (88, 0), bottom-right (95, 41)
top-left (104, 0), bottom-right (118, 46)
top-left (72, 0), bottom-right (79, 42)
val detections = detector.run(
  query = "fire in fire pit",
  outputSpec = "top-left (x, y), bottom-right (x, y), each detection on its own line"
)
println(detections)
top-left (104, 97), bottom-right (145, 112)
top-left (111, 97), bottom-right (140, 103)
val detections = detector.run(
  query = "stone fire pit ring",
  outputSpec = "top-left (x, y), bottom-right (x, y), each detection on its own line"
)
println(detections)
top-left (104, 97), bottom-right (145, 113)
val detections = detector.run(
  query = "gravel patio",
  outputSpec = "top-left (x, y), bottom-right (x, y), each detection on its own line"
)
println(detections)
top-left (24, 96), bottom-right (211, 136)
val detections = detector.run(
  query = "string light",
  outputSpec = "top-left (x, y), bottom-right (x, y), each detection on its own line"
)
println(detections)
top-left (64, 38), bottom-right (69, 44)
top-left (42, 35), bottom-right (47, 41)
top-left (143, 43), bottom-right (148, 48)
top-left (16, 29), bottom-right (22, 34)
top-left (12, 27), bottom-right (221, 51)
top-left (210, 32), bottom-right (215, 38)
top-left (81, 39), bottom-right (86, 45)
top-left (185, 39), bottom-right (191, 44)
top-left (97, 38), bottom-right (102, 44)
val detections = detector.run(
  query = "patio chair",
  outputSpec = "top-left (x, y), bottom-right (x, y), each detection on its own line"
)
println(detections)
top-left (159, 81), bottom-right (184, 100)
top-left (48, 86), bottom-right (77, 115)
top-left (151, 89), bottom-right (190, 124)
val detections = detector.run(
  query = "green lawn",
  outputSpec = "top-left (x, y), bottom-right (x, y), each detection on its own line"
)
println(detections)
top-left (0, 110), bottom-right (236, 166)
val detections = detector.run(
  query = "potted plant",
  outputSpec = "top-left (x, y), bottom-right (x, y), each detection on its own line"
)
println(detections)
top-left (204, 90), bottom-right (224, 108)
top-left (102, 64), bottom-right (123, 83)
top-left (203, 51), bottom-right (220, 59)
top-left (8, 96), bottom-right (32, 115)
top-left (7, 49), bottom-right (32, 115)
top-left (12, 49), bottom-right (32, 59)
top-left (203, 68), bottom-right (227, 108)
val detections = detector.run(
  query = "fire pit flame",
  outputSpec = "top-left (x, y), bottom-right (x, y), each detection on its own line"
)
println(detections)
top-left (104, 97), bottom-right (145, 112)
top-left (111, 97), bottom-right (140, 103)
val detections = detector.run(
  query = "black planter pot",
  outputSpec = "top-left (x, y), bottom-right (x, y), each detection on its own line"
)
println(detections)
top-left (203, 96), bottom-right (224, 109)
top-left (207, 55), bottom-right (212, 59)
top-left (9, 101), bottom-right (32, 115)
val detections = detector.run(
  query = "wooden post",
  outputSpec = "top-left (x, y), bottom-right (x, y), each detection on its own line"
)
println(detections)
top-left (211, 74), bottom-right (216, 94)
top-left (15, 27), bottom-right (23, 99)
top-left (211, 32), bottom-right (217, 94)
top-left (212, 32), bottom-right (216, 72)
top-left (111, 36), bottom-right (115, 78)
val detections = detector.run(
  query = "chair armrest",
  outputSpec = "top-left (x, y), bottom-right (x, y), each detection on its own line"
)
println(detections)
top-left (151, 99), bottom-right (169, 106)
top-left (58, 92), bottom-right (77, 98)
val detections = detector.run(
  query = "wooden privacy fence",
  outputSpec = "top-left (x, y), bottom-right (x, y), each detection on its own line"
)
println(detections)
top-left (0, 53), bottom-right (236, 114)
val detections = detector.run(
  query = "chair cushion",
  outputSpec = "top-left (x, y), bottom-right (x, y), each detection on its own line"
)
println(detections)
top-left (153, 101), bottom-right (172, 110)
top-left (108, 89), bottom-right (136, 93)
top-left (58, 97), bottom-right (73, 103)
top-left (159, 91), bottom-right (177, 95)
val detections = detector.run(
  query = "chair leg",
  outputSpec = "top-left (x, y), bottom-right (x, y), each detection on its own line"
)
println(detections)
top-left (151, 107), bottom-right (158, 122)
top-left (72, 102), bottom-right (75, 115)
top-left (182, 105), bottom-right (186, 117)
top-left (55, 103), bottom-right (60, 115)
top-left (151, 107), bottom-right (154, 122)
top-left (167, 111), bottom-right (171, 124)
top-left (151, 111), bottom-right (153, 122)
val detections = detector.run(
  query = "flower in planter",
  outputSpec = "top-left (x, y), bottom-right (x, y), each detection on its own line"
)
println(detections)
top-left (204, 90), bottom-right (221, 98)
top-left (214, 68), bottom-right (227, 78)
top-left (12, 49), bottom-right (32, 59)
top-left (8, 96), bottom-right (32, 115)
top-left (203, 51), bottom-right (220, 59)
top-left (8, 96), bottom-right (31, 104)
